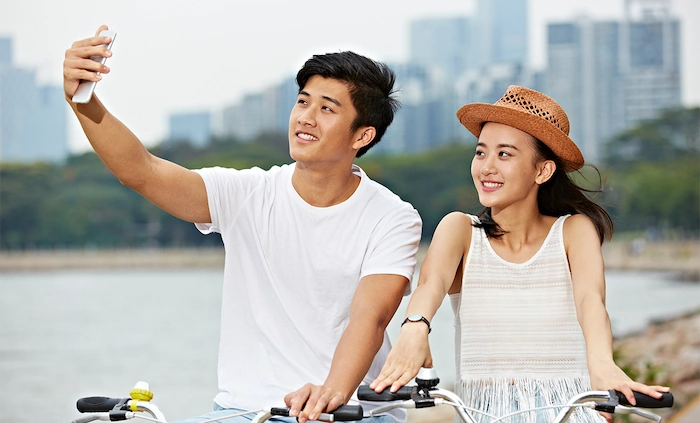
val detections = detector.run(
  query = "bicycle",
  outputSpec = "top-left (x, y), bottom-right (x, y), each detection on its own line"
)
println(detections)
top-left (356, 368), bottom-right (675, 423)
top-left (71, 368), bottom-right (674, 423)
top-left (71, 381), bottom-right (363, 423)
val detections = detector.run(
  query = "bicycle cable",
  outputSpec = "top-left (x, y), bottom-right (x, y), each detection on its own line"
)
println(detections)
top-left (487, 403), bottom-right (592, 423)
top-left (198, 409), bottom-right (263, 423)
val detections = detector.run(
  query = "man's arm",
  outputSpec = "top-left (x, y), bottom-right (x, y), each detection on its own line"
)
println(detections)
top-left (285, 273), bottom-right (408, 423)
top-left (64, 26), bottom-right (210, 223)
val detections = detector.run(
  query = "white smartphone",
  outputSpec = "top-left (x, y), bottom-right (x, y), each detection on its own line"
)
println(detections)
top-left (72, 30), bottom-right (117, 104)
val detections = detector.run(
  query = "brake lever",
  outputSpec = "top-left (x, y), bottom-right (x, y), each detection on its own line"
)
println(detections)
top-left (614, 406), bottom-right (662, 423)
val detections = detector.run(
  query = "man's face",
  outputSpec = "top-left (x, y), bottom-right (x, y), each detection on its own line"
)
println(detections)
top-left (288, 75), bottom-right (366, 165)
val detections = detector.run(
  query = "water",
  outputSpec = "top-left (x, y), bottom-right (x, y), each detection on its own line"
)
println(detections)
top-left (0, 268), bottom-right (698, 423)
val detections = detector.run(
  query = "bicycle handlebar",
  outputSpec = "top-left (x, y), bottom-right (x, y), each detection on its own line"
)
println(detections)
top-left (73, 393), bottom-right (363, 423)
top-left (616, 390), bottom-right (674, 408)
top-left (357, 385), bottom-right (417, 402)
top-left (358, 381), bottom-right (674, 423)
top-left (357, 386), bottom-right (673, 410)
top-left (77, 397), bottom-right (129, 413)
top-left (264, 405), bottom-right (363, 421)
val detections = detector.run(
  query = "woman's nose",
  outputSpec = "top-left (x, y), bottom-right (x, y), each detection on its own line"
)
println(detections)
top-left (480, 156), bottom-right (497, 175)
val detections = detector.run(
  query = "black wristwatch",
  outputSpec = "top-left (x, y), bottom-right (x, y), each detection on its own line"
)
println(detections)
top-left (401, 314), bottom-right (431, 333)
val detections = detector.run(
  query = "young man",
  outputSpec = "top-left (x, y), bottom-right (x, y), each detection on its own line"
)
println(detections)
top-left (63, 26), bottom-right (422, 423)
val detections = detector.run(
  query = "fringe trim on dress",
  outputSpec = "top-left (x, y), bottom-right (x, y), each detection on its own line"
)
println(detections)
top-left (455, 376), bottom-right (607, 423)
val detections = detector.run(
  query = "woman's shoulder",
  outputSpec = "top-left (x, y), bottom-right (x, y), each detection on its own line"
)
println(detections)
top-left (562, 213), bottom-right (596, 232)
top-left (441, 211), bottom-right (477, 226)
top-left (433, 212), bottom-right (475, 245)
top-left (562, 214), bottom-right (601, 249)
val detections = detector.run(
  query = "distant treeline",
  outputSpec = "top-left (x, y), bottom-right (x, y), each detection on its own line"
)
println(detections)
top-left (1, 107), bottom-right (698, 250)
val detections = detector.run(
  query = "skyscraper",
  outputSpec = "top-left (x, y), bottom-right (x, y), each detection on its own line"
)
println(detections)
top-left (409, 17), bottom-right (477, 82)
top-left (167, 111), bottom-right (212, 147)
top-left (477, 0), bottom-right (529, 66)
top-left (545, 0), bottom-right (681, 164)
top-left (0, 37), bottom-right (68, 164)
top-left (620, 0), bottom-right (681, 126)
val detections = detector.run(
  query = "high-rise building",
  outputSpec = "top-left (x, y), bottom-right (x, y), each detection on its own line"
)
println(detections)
top-left (547, 20), bottom-right (619, 163)
top-left (167, 111), bottom-right (212, 147)
top-left (0, 37), bottom-right (11, 65)
top-left (409, 17), bottom-right (477, 82)
top-left (620, 0), bottom-right (681, 126)
top-left (378, 63), bottom-right (455, 154)
top-left (221, 84), bottom-right (284, 142)
top-left (398, 1), bottom-right (530, 152)
top-left (477, 0), bottom-right (529, 66)
top-left (0, 37), bottom-right (68, 164)
top-left (545, 0), bottom-right (681, 164)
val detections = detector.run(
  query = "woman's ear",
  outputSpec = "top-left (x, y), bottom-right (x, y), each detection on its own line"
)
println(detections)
top-left (536, 160), bottom-right (556, 185)
top-left (352, 127), bottom-right (376, 151)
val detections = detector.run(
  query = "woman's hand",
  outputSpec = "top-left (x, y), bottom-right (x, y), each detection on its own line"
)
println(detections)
top-left (63, 25), bottom-right (113, 100)
top-left (369, 323), bottom-right (432, 393)
top-left (589, 359), bottom-right (670, 422)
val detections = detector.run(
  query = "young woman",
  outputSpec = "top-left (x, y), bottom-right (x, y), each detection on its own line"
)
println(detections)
top-left (370, 86), bottom-right (669, 423)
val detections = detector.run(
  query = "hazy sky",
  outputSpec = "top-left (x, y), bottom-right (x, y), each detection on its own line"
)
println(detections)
top-left (2, 0), bottom-right (698, 153)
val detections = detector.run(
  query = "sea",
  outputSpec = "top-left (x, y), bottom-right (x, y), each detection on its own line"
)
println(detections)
top-left (0, 268), bottom-right (698, 423)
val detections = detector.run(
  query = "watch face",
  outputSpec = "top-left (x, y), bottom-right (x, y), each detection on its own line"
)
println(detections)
top-left (408, 314), bottom-right (422, 322)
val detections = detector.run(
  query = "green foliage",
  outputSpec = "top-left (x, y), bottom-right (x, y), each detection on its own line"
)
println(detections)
top-left (359, 143), bottom-right (481, 238)
top-left (605, 107), bottom-right (699, 167)
top-left (603, 107), bottom-right (700, 236)
top-left (1, 108), bottom-right (698, 250)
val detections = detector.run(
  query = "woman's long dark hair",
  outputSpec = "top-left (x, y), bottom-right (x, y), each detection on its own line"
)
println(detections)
top-left (475, 137), bottom-right (614, 244)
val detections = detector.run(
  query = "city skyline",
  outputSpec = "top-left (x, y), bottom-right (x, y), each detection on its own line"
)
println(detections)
top-left (1, 0), bottom-right (698, 154)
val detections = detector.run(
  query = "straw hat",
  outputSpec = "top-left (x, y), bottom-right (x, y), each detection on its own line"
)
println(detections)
top-left (456, 85), bottom-right (584, 171)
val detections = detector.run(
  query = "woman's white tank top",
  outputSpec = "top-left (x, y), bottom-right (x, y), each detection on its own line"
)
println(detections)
top-left (449, 214), bottom-right (604, 423)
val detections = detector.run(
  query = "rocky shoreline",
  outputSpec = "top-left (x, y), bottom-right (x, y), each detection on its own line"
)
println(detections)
top-left (612, 310), bottom-right (700, 422)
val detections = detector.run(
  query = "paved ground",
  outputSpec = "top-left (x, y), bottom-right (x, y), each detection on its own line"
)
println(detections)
top-left (668, 395), bottom-right (700, 423)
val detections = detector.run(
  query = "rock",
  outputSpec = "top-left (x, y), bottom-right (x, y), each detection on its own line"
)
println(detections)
top-left (613, 310), bottom-right (700, 421)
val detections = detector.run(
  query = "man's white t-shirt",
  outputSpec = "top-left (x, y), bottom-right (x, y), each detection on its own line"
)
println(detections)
top-left (194, 163), bottom-right (422, 421)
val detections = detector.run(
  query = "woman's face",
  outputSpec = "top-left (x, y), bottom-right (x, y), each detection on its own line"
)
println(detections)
top-left (471, 122), bottom-right (546, 211)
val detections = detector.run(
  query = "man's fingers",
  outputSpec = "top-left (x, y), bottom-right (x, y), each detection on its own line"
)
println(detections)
top-left (287, 385), bottom-right (311, 416)
top-left (93, 25), bottom-right (109, 37)
top-left (302, 388), bottom-right (329, 422)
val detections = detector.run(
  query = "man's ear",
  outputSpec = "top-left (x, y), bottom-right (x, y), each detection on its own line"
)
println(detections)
top-left (352, 127), bottom-right (376, 151)
top-left (536, 160), bottom-right (556, 185)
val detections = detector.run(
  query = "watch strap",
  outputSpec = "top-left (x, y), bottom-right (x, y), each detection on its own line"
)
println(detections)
top-left (401, 315), bottom-right (431, 333)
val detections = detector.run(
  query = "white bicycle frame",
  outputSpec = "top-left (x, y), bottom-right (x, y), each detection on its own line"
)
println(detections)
top-left (358, 368), bottom-right (672, 423)
top-left (72, 371), bottom-right (672, 423)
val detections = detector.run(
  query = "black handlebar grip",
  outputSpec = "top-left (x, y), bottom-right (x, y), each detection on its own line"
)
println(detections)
top-left (269, 407), bottom-right (291, 417)
top-left (614, 390), bottom-right (674, 408)
top-left (76, 397), bottom-right (128, 413)
top-left (357, 385), bottom-right (416, 401)
top-left (328, 405), bottom-right (364, 421)
top-left (269, 405), bottom-right (363, 421)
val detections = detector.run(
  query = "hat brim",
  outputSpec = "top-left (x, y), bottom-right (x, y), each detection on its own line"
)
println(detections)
top-left (457, 103), bottom-right (584, 172)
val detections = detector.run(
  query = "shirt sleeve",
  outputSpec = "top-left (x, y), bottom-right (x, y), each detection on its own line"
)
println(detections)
top-left (193, 166), bottom-right (267, 234)
top-left (361, 205), bottom-right (422, 293)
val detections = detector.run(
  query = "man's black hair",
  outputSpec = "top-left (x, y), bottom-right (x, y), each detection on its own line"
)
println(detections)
top-left (296, 51), bottom-right (400, 157)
